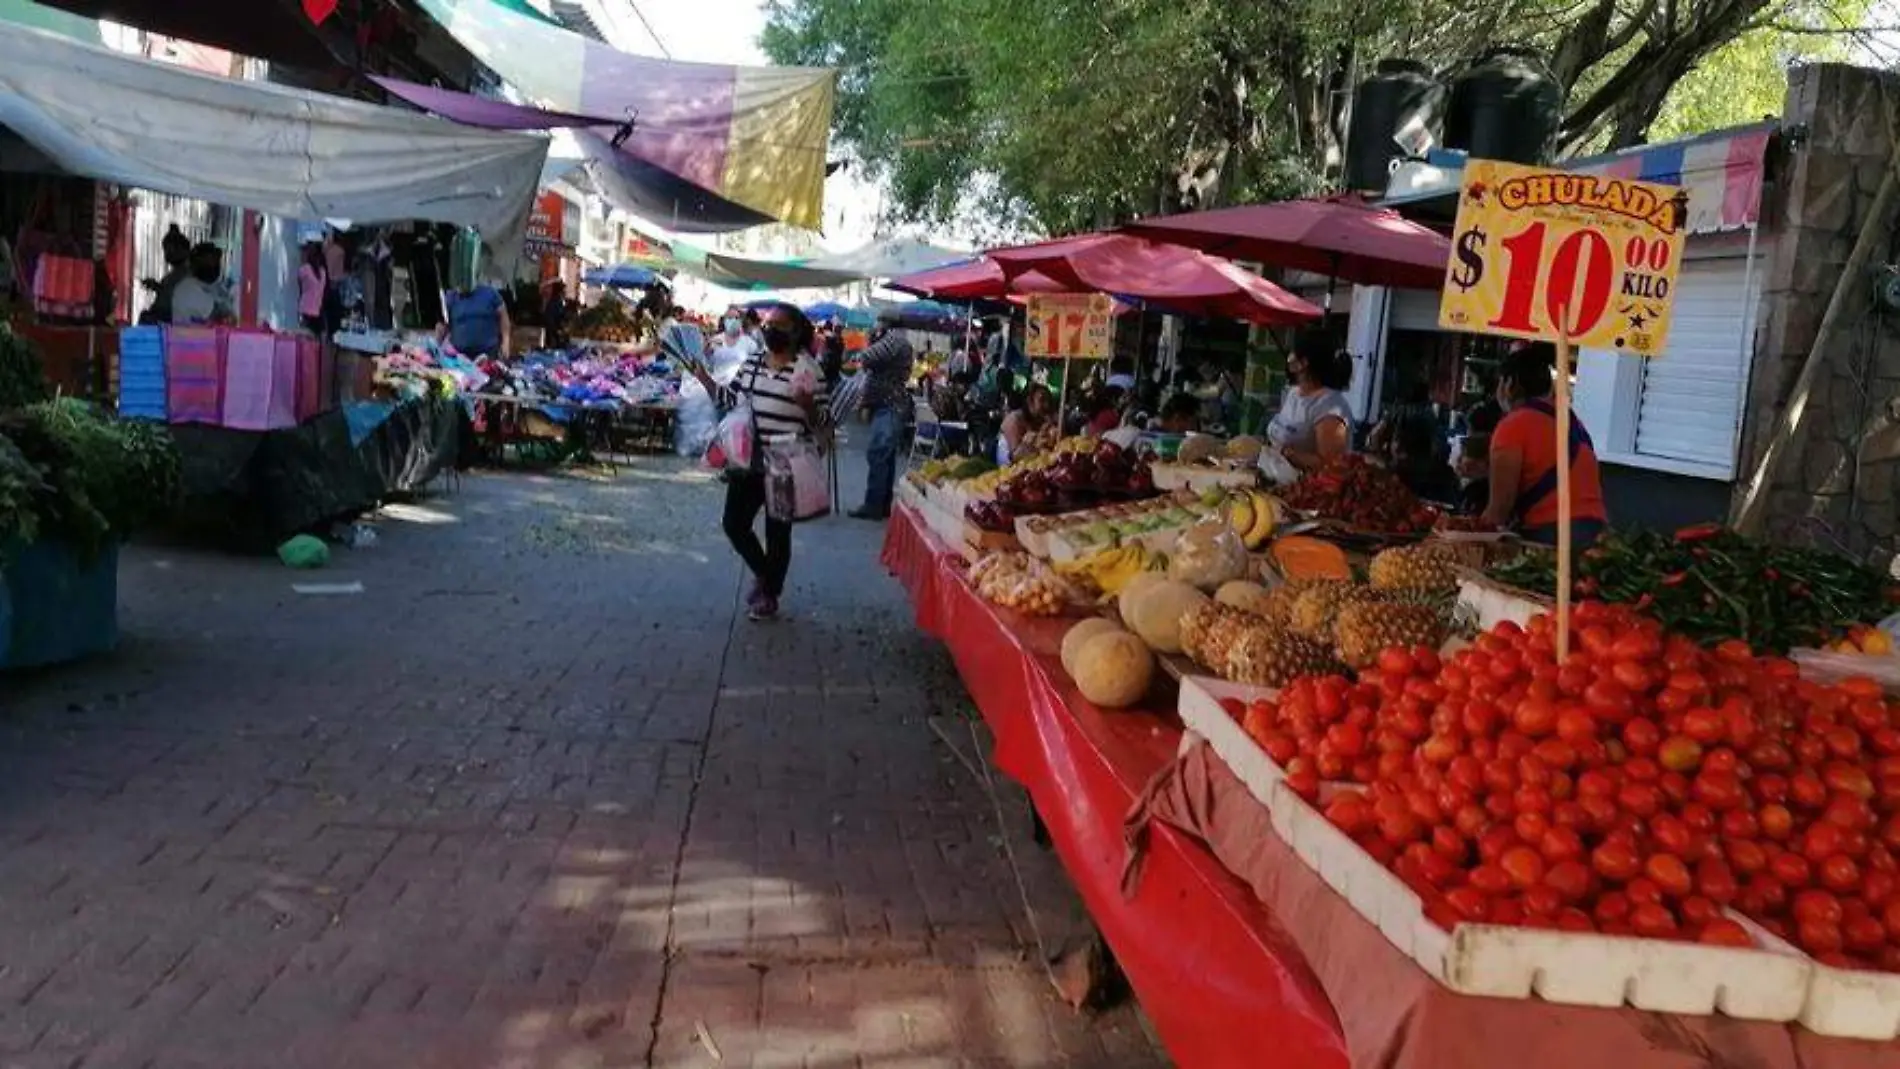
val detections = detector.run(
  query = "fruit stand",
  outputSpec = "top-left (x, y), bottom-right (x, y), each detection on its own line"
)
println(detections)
top-left (887, 430), bottom-right (1900, 1066)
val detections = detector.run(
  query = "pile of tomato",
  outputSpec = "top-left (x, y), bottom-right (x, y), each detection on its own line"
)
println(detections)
top-left (1231, 601), bottom-right (1900, 969)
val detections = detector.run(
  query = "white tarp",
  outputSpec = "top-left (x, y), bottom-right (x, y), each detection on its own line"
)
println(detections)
top-left (690, 238), bottom-right (970, 290)
top-left (0, 21), bottom-right (550, 260)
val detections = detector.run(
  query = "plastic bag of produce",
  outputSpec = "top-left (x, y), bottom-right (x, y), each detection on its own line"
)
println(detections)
top-left (1257, 446), bottom-right (1300, 487)
top-left (704, 401), bottom-right (756, 473)
top-left (1167, 519), bottom-right (1249, 591)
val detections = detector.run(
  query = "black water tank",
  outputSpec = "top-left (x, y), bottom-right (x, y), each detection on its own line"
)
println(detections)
top-left (1444, 46), bottom-right (1564, 165)
top-left (1345, 59), bottom-right (1444, 192)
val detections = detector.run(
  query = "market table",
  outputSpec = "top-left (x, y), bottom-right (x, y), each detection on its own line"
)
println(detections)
top-left (882, 503), bottom-right (1350, 1069)
top-left (882, 503), bottom-right (1896, 1069)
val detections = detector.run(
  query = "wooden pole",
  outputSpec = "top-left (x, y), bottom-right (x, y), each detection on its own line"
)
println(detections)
top-left (1554, 333), bottom-right (1574, 661)
top-left (1056, 355), bottom-right (1072, 436)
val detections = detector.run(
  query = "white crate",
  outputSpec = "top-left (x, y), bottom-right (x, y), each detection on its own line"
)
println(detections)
top-left (1456, 575), bottom-right (1550, 632)
top-left (1175, 675), bottom-right (1286, 810)
top-left (1266, 778), bottom-right (1813, 1021)
top-left (1801, 963), bottom-right (1900, 1040)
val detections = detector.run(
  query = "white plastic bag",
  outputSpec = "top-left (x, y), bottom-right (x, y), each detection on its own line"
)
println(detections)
top-left (704, 399), bottom-right (757, 472)
top-left (764, 439), bottom-right (830, 523)
top-left (1257, 446), bottom-right (1300, 487)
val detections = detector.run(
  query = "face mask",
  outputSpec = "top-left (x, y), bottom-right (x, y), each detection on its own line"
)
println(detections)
top-left (723, 318), bottom-right (741, 335)
top-left (761, 325), bottom-right (794, 353)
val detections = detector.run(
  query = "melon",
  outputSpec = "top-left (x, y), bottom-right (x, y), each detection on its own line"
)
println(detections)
top-left (1127, 579), bottom-right (1209, 654)
top-left (1117, 571), bottom-right (1171, 628)
top-left (1062, 618), bottom-right (1126, 678)
top-left (1214, 580), bottom-right (1276, 618)
top-left (1071, 631), bottom-right (1155, 708)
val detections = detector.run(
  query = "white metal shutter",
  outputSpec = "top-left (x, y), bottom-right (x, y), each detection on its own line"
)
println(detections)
top-left (1633, 258), bottom-right (1757, 476)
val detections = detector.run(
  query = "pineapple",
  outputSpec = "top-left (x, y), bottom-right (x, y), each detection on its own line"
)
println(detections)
top-left (1288, 582), bottom-right (1384, 639)
top-left (1333, 602), bottom-right (1447, 670)
top-left (1180, 602), bottom-right (1258, 673)
top-left (1225, 625), bottom-right (1340, 688)
top-left (1369, 543), bottom-right (1460, 595)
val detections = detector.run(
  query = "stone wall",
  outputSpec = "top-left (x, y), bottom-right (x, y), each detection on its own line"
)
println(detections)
top-left (1736, 63), bottom-right (1900, 563)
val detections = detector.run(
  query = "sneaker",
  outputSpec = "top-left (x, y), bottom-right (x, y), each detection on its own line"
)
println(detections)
top-left (745, 580), bottom-right (766, 610)
top-left (847, 507), bottom-right (890, 521)
top-left (747, 596), bottom-right (780, 622)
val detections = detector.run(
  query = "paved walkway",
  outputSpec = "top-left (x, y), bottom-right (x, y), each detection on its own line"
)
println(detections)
top-left (0, 450), bottom-right (1164, 1069)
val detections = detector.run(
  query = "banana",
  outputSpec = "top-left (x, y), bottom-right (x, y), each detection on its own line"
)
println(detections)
top-left (1226, 491), bottom-right (1257, 540)
top-left (1243, 489), bottom-right (1279, 550)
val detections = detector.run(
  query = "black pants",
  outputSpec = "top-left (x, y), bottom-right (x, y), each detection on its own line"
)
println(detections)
top-left (723, 471), bottom-right (792, 597)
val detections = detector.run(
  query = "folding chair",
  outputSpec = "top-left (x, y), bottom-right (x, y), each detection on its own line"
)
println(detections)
top-left (908, 400), bottom-right (969, 468)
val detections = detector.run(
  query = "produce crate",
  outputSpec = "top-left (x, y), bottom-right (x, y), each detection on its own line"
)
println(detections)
top-left (1179, 672), bottom-right (1863, 1029)
top-left (961, 520), bottom-right (1020, 557)
top-left (1801, 961), bottom-right (1900, 1040)
top-left (1267, 778), bottom-right (1814, 1021)
top-left (1176, 676), bottom-right (1285, 808)
top-left (1455, 569), bottom-right (1553, 631)
top-left (1150, 462), bottom-right (1260, 494)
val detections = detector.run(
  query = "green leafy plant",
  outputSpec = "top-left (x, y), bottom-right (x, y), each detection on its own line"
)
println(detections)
top-left (0, 321), bottom-right (50, 410)
top-left (0, 400), bottom-right (181, 561)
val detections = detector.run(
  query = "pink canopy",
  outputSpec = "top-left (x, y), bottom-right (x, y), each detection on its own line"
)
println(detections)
top-left (886, 258), bottom-right (1074, 300)
top-left (984, 234), bottom-right (1322, 325)
top-left (1118, 197), bottom-right (1451, 290)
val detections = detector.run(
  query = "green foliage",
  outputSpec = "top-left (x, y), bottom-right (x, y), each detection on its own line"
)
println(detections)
top-left (0, 321), bottom-right (50, 410)
top-left (0, 400), bottom-right (182, 561)
top-left (764, 0), bottom-right (1864, 235)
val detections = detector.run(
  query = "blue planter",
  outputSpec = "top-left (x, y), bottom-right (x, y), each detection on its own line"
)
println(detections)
top-left (0, 540), bottom-right (120, 670)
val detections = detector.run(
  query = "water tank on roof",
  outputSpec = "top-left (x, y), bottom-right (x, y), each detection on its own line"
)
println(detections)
top-left (1443, 46), bottom-right (1564, 165)
top-left (1345, 59), bottom-right (1444, 193)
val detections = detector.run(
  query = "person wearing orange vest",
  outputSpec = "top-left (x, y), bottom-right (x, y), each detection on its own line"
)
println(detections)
top-left (1482, 342), bottom-right (1608, 546)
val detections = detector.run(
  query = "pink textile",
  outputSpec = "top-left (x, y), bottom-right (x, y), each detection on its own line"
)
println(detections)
top-left (220, 330), bottom-right (289, 431)
top-left (164, 326), bottom-right (224, 425)
top-left (292, 336), bottom-right (325, 423)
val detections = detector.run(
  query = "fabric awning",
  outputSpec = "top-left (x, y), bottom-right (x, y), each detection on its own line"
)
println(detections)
top-left (414, 0), bottom-right (836, 231)
top-left (888, 258), bottom-right (1080, 300)
top-left (1119, 196), bottom-right (1452, 290)
top-left (986, 234), bottom-right (1322, 325)
top-left (0, 21), bottom-right (549, 259)
top-left (685, 238), bottom-right (969, 290)
top-left (1565, 121), bottom-right (1773, 235)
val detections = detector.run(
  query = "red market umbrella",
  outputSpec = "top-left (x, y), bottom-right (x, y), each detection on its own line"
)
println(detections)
top-left (985, 233), bottom-right (1322, 325)
top-left (887, 258), bottom-right (1073, 300)
top-left (1118, 197), bottom-right (1451, 290)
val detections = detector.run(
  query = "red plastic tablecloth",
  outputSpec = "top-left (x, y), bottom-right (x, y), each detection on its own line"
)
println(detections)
top-left (882, 505), bottom-right (1350, 1069)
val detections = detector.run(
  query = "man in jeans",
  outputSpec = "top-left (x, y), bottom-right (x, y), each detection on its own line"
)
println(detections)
top-left (848, 326), bottom-right (915, 520)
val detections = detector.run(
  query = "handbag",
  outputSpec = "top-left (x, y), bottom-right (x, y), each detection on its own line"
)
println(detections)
top-left (764, 438), bottom-right (831, 523)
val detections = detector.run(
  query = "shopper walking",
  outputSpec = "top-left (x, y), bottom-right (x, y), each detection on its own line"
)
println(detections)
top-left (849, 325), bottom-right (914, 521)
top-left (690, 304), bottom-right (829, 621)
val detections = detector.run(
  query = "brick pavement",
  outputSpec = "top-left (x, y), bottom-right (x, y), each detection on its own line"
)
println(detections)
top-left (0, 448), bottom-right (1166, 1069)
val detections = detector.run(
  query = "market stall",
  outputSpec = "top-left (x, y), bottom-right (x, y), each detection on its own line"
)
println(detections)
top-left (888, 433), bottom-right (1900, 1065)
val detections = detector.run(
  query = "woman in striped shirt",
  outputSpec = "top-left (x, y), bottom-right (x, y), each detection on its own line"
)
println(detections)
top-left (690, 304), bottom-right (830, 621)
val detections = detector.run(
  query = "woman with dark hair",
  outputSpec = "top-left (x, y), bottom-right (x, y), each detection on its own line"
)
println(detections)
top-left (1267, 332), bottom-right (1355, 470)
top-left (687, 303), bottom-right (829, 621)
top-left (998, 383), bottom-right (1056, 463)
top-left (297, 242), bottom-right (328, 334)
top-left (1483, 342), bottom-right (1607, 545)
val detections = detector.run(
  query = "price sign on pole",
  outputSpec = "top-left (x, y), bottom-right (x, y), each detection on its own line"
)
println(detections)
top-left (1025, 294), bottom-right (1113, 359)
top-left (1439, 159), bottom-right (1688, 357)
top-left (1438, 159), bottom-right (1688, 657)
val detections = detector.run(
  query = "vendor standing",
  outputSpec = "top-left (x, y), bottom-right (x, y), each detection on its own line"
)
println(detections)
top-left (1483, 343), bottom-right (1608, 546)
top-left (167, 243), bottom-right (235, 325)
top-left (542, 280), bottom-right (572, 350)
top-left (438, 278), bottom-right (512, 359)
top-left (1266, 333), bottom-right (1354, 470)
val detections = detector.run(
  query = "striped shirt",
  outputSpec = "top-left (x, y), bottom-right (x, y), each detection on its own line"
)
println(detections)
top-left (720, 357), bottom-right (830, 439)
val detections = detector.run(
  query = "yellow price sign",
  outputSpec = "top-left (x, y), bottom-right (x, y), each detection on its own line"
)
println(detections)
top-left (1438, 159), bottom-right (1688, 357)
top-left (1025, 293), bottom-right (1113, 359)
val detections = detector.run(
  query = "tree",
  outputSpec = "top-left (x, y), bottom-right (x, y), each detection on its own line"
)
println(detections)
top-left (762, 0), bottom-right (1869, 235)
